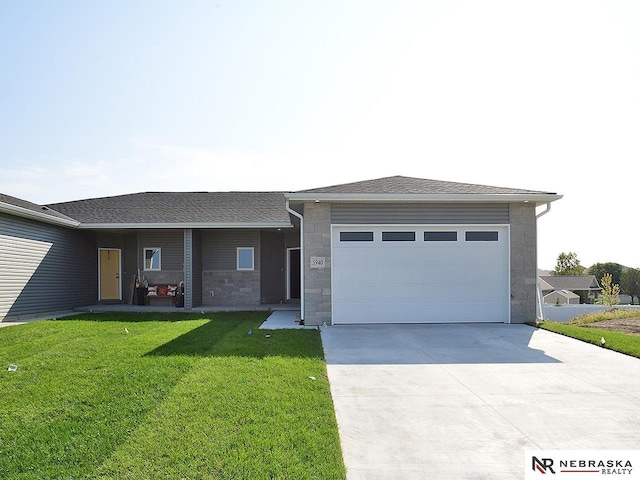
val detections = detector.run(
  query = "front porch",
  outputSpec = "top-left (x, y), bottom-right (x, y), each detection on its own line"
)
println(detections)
top-left (74, 302), bottom-right (300, 315)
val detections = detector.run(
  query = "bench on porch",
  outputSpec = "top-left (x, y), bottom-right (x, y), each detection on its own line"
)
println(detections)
top-left (145, 283), bottom-right (182, 306)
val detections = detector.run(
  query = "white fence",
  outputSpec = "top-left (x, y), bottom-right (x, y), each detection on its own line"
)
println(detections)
top-left (540, 304), bottom-right (640, 323)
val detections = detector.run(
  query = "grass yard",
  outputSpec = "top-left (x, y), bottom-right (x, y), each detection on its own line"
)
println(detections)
top-left (538, 309), bottom-right (640, 359)
top-left (0, 312), bottom-right (346, 479)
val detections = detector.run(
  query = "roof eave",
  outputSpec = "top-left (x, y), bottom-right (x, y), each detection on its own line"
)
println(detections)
top-left (0, 201), bottom-right (80, 228)
top-left (284, 192), bottom-right (563, 204)
top-left (77, 222), bottom-right (294, 229)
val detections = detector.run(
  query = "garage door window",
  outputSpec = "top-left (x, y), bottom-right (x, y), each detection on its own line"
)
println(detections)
top-left (382, 231), bottom-right (415, 241)
top-left (465, 231), bottom-right (499, 241)
top-left (340, 231), bottom-right (374, 242)
top-left (424, 231), bottom-right (457, 242)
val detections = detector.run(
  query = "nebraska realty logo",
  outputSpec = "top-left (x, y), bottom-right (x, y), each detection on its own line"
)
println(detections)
top-left (525, 451), bottom-right (640, 479)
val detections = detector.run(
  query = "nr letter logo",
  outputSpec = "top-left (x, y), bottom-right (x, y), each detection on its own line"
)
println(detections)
top-left (532, 456), bottom-right (555, 474)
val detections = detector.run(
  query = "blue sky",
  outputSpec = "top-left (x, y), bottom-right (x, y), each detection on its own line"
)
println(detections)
top-left (1, 1), bottom-right (639, 269)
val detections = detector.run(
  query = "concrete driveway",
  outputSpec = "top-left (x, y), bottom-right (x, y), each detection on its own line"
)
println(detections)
top-left (321, 324), bottom-right (640, 479)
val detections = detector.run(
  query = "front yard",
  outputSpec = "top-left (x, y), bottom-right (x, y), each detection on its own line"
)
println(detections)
top-left (0, 312), bottom-right (346, 479)
top-left (538, 309), bottom-right (640, 359)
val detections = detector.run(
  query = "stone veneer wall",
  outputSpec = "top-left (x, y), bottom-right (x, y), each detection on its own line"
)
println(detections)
top-left (303, 202), bottom-right (332, 326)
top-left (509, 203), bottom-right (538, 323)
top-left (201, 270), bottom-right (261, 306)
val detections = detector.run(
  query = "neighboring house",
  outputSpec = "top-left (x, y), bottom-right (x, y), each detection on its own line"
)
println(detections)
top-left (538, 275), bottom-right (601, 304)
top-left (544, 290), bottom-right (580, 305)
top-left (0, 176), bottom-right (561, 325)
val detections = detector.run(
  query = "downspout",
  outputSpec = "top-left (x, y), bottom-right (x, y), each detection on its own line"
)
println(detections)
top-left (535, 202), bottom-right (551, 220)
top-left (286, 199), bottom-right (304, 321)
top-left (535, 202), bottom-right (552, 320)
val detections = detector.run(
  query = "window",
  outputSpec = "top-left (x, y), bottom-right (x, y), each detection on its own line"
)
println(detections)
top-left (382, 231), bottom-right (415, 242)
top-left (465, 231), bottom-right (499, 242)
top-left (340, 231), bottom-right (374, 242)
top-left (424, 231), bottom-right (457, 242)
top-left (144, 247), bottom-right (161, 270)
top-left (237, 247), bottom-right (255, 270)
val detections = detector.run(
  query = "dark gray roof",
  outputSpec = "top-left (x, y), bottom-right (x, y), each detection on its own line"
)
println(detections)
top-left (0, 193), bottom-right (77, 223)
top-left (295, 175), bottom-right (556, 195)
top-left (539, 275), bottom-right (601, 291)
top-left (47, 192), bottom-right (292, 225)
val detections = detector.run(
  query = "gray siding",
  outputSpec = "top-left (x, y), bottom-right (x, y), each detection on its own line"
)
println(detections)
top-left (191, 230), bottom-right (203, 307)
top-left (96, 232), bottom-right (124, 249)
top-left (0, 212), bottom-right (96, 320)
top-left (122, 233), bottom-right (138, 303)
top-left (284, 228), bottom-right (300, 249)
top-left (201, 230), bottom-right (261, 271)
top-left (201, 229), bottom-right (261, 305)
top-left (260, 231), bottom-right (286, 304)
top-left (138, 230), bottom-right (184, 284)
top-left (331, 203), bottom-right (509, 224)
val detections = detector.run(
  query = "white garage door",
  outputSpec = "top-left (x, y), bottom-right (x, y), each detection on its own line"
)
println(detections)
top-left (331, 225), bottom-right (510, 324)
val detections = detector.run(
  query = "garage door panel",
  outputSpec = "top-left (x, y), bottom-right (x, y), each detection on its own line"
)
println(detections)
top-left (334, 264), bottom-right (508, 288)
top-left (335, 282), bottom-right (505, 304)
top-left (334, 300), bottom-right (506, 324)
top-left (334, 254), bottom-right (502, 272)
top-left (332, 225), bottom-right (509, 324)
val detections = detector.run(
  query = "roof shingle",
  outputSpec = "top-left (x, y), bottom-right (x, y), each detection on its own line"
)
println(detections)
top-left (539, 275), bottom-right (601, 291)
top-left (295, 175), bottom-right (556, 195)
top-left (0, 193), bottom-right (77, 223)
top-left (47, 192), bottom-right (292, 225)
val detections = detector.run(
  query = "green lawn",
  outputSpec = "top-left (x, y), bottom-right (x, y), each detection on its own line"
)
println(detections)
top-left (0, 312), bottom-right (346, 479)
top-left (538, 309), bottom-right (640, 359)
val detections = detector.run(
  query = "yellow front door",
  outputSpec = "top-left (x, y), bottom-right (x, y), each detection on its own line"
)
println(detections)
top-left (99, 249), bottom-right (120, 300)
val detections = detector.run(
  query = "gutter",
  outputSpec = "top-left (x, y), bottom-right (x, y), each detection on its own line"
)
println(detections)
top-left (77, 222), bottom-right (293, 229)
top-left (0, 202), bottom-right (80, 228)
top-left (285, 199), bottom-right (304, 322)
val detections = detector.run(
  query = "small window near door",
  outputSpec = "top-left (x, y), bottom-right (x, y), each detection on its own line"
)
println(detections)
top-left (144, 247), bottom-right (162, 270)
top-left (340, 231), bottom-right (374, 242)
top-left (465, 231), bottom-right (499, 242)
top-left (382, 231), bottom-right (415, 242)
top-left (424, 231), bottom-right (457, 242)
top-left (237, 247), bottom-right (255, 270)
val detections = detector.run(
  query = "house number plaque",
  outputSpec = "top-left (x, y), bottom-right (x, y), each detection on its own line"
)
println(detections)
top-left (310, 257), bottom-right (326, 269)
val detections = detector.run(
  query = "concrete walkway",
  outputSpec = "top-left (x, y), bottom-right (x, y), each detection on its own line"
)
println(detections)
top-left (321, 323), bottom-right (640, 479)
top-left (259, 310), bottom-right (317, 330)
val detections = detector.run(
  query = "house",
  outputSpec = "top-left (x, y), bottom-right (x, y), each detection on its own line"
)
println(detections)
top-left (538, 275), bottom-right (601, 304)
top-left (0, 176), bottom-right (561, 324)
top-left (543, 290), bottom-right (580, 305)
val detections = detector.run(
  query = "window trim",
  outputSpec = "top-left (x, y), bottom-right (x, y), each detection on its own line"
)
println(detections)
top-left (143, 247), bottom-right (162, 271)
top-left (423, 231), bottom-right (458, 242)
top-left (465, 231), bottom-right (499, 242)
top-left (340, 231), bottom-right (374, 242)
top-left (237, 247), bottom-right (255, 271)
top-left (382, 231), bottom-right (416, 242)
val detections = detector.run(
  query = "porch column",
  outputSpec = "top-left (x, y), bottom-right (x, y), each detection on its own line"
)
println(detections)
top-left (183, 228), bottom-right (193, 310)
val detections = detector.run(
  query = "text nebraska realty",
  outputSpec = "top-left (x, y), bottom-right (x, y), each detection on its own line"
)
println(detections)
top-left (534, 456), bottom-right (633, 475)
top-left (561, 459), bottom-right (632, 475)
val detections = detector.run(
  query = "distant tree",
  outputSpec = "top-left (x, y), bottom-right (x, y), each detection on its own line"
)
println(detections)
top-left (552, 252), bottom-right (585, 276)
top-left (588, 262), bottom-right (623, 286)
top-left (596, 273), bottom-right (620, 306)
top-left (620, 268), bottom-right (640, 304)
